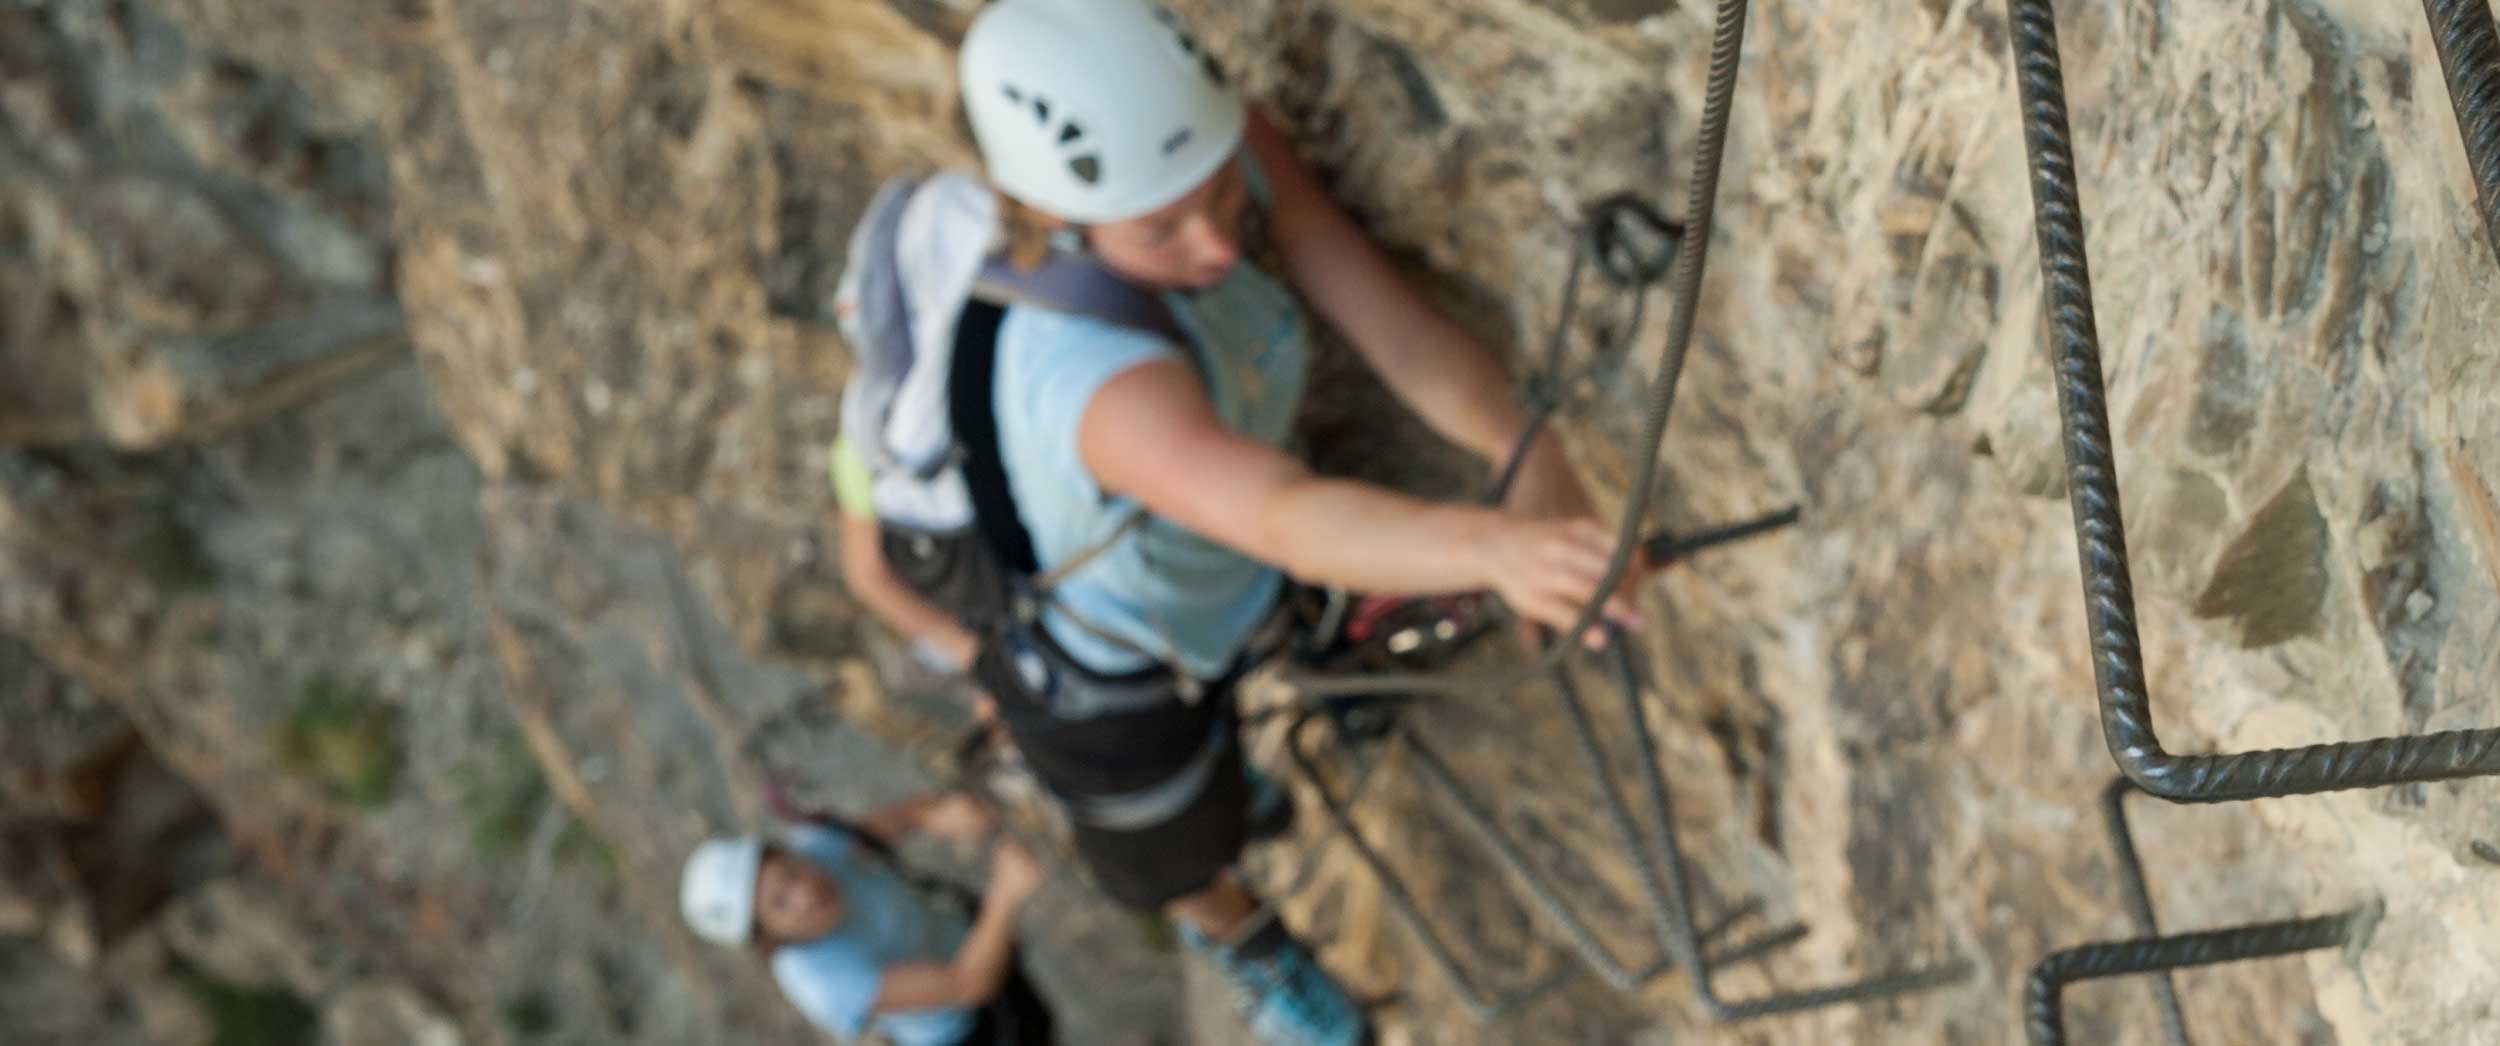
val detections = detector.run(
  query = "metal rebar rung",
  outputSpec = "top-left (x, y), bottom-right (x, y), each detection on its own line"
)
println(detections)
top-left (2423, 0), bottom-right (2500, 262)
top-left (2028, 778), bottom-right (2390, 1045)
top-left (1546, 655), bottom-right (1772, 987)
top-left (2005, 0), bottom-right (2500, 802)
top-left (2100, 780), bottom-right (2192, 1046)
top-left (1641, 505), bottom-right (1803, 566)
top-left (1401, 722), bottom-right (1804, 993)
top-left (1284, 709), bottom-right (1584, 1022)
top-left (1258, 724), bottom-right (1392, 901)
top-left (2024, 907), bottom-right (2374, 1046)
top-left (1283, 705), bottom-right (1799, 1023)
top-left (1598, 638), bottom-right (1973, 1022)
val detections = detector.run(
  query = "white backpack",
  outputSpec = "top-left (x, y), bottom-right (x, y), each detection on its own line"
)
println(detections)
top-left (831, 172), bottom-right (1186, 628)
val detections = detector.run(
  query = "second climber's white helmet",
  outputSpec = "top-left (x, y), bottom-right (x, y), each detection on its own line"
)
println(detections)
top-left (680, 836), bottom-right (764, 947)
top-left (959, 0), bottom-right (1247, 225)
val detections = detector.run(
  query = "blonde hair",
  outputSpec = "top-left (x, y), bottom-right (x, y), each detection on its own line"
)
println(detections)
top-left (993, 164), bottom-right (1277, 274)
top-left (996, 192), bottom-right (1060, 272)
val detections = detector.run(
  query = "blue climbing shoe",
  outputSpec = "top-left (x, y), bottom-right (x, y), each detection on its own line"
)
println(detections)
top-left (1184, 918), bottom-right (1371, 1046)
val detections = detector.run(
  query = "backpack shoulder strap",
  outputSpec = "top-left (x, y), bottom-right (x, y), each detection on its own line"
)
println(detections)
top-left (943, 295), bottom-right (1152, 601)
top-left (943, 285), bottom-right (1170, 666)
top-left (948, 253), bottom-right (1198, 667)
top-left (968, 254), bottom-right (1187, 347)
top-left (944, 296), bottom-right (1039, 576)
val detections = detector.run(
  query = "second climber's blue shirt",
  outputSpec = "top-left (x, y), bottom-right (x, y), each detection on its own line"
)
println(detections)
top-left (769, 824), bottom-right (973, 1046)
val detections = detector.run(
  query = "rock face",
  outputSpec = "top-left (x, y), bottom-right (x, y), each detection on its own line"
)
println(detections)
top-left (4, 0), bottom-right (2496, 1044)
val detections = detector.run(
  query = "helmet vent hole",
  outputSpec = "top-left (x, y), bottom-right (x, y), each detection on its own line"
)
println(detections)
top-left (1160, 128), bottom-right (1194, 156)
top-left (1068, 154), bottom-right (1102, 185)
top-left (1032, 98), bottom-right (1051, 123)
top-left (1058, 121), bottom-right (1085, 145)
top-left (1201, 55), bottom-right (1226, 85)
top-left (1001, 85), bottom-right (1023, 104)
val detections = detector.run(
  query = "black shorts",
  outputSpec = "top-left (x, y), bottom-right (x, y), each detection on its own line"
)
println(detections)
top-left (1064, 720), bottom-right (1249, 911)
top-left (973, 626), bottom-right (1252, 912)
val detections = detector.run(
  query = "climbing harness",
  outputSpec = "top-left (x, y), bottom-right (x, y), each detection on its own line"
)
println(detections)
top-left (2023, 779), bottom-right (2381, 1046)
top-left (2008, 0), bottom-right (2500, 1036)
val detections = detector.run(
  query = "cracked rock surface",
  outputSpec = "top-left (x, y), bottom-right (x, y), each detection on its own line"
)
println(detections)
top-left (4, 0), bottom-right (2496, 1043)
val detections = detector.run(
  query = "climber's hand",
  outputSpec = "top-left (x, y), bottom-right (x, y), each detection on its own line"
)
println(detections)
top-left (1477, 516), bottom-right (1643, 648)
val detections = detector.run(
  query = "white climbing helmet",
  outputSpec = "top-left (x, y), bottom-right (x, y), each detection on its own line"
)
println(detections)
top-left (959, 0), bottom-right (1246, 225)
top-left (680, 836), bottom-right (764, 947)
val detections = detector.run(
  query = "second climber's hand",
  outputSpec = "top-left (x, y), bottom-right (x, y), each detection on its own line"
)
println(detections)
top-left (919, 792), bottom-right (999, 843)
top-left (911, 626), bottom-right (981, 674)
top-left (1476, 515), bottom-right (1645, 649)
top-left (986, 837), bottom-right (1045, 908)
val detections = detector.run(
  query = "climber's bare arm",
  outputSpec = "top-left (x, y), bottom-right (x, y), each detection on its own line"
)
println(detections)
top-left (1246, 112), bottom-right (1589, 520)
top-left (870, 839), bottom-right (1038, 1014)
top-left (1077, 359), bottom-right (1635, 636)
top-left (838, 512), bottom-right (981, 670)
top-left (854, 792), bottom-right (995, 848)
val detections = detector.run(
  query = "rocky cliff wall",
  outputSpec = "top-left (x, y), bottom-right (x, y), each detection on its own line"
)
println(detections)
top-left (4, 0), bottom-right (2495, 1043)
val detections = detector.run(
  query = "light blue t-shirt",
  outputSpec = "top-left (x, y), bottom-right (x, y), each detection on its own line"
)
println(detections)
top-left (769, 824), bottom-right (973, 1046)
top-left (991, 253), bottom-right (1310, 681)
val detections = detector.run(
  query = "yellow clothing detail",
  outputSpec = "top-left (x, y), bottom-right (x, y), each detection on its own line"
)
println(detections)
top-left (829, 436), bottom-right (875, 518)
